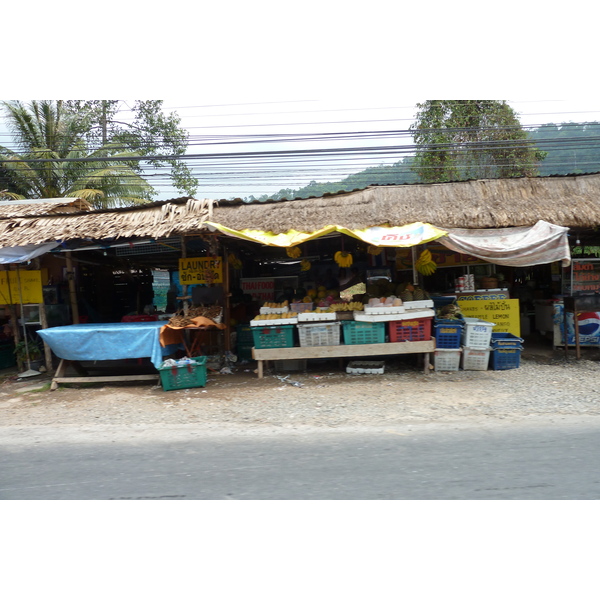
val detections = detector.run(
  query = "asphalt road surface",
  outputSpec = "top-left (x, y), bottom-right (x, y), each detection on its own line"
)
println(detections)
top-left (2, 418), bottom-right (599, 499)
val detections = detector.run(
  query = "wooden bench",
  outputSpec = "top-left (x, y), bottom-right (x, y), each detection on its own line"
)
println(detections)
top-left (252, 340), bottom-right (435, 378)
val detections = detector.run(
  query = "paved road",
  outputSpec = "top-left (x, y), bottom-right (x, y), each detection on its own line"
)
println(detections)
top-left (2, 419), bottom-right (599, 499)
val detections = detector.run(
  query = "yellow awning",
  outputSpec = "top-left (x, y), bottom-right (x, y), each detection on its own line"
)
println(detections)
top-left (206, 222), bottom-right (447, 248)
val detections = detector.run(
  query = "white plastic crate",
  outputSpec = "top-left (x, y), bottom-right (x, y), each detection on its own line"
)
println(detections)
top-left (346, 361), bottom-right (385, 375)
top-left (461, 346), bottom-right (491, 371)
top-left (297, 311), bottom-right (337, 322)
top-left (461, 317), bottom-right (495, 349)
top-left (250, 316), bottom-right (298, 326)
top-left (297, 321), bottom-right (341, 346)
top-left (434, 348), bottom-right (462, 371)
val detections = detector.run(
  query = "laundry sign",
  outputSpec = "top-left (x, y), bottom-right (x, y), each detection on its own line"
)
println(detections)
top-left (178, 257), bottom-right (223, 284)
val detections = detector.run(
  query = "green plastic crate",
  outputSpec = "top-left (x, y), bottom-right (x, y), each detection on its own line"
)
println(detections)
top-left (236, 325), bottom-right (254, 346)
top-left (158, 356), bottom-right (207, 391)
top-left (342, 321), bottom-right (385, 345)
top-left (252, 325), bottom-right (295, 349)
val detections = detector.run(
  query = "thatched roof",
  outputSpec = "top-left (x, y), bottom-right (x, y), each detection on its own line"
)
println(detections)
top-left (2, 173), bottom-right (600, 249)
top-left (211, 173), bottom-right (600, 233)
top-left (0, 198), bottom-right (214, 248)
top-left (0, 198), bottom-right (92, 217)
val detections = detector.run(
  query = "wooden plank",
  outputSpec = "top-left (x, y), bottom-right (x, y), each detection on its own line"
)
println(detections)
top-left (253, 341), bottom-right (434, 362)
top-left (53, 374), bottom-right (159, 384)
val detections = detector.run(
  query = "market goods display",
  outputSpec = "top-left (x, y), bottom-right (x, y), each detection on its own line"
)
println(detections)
top-left (436, 303), bottom-right (463, 320)
top-left (286, 246), bottom-right (302, 259)
top-left (187, 305), bottom-right (222, 321)
top-left (252, 311), bottom-right (298, 321)
top-left (334, 251), bottom-right (353, 267)
top-left (415, 249), bottom-right (437, 276)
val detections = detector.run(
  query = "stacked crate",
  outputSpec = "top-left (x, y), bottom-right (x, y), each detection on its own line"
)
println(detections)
top-left (433, 318), bottom-right (463, 371)
top-left (460, 318), bottom-right (495, 371)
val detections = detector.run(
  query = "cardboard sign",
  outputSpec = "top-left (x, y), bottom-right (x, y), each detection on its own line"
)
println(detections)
top-left (0, 270), bottom-right (43, 305)
top-left (178, 257), bottom-right (223, 284)
top-left (457, 298), bottom-right (521, 337)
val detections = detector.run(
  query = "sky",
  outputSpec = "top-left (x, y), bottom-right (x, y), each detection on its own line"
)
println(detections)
top-left (4, 3), bottom-right (600, 202)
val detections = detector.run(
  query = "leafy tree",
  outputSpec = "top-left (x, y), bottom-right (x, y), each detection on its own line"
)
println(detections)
top-left (0, 100), bottom-right (154, 207)
top-left (410, 100), bottom-right (546, 183)
top-left (64, 100), bottom-right (197, 196)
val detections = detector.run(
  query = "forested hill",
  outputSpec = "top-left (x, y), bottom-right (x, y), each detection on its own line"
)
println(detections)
top-left (244, 122), bottom-right (600, 202)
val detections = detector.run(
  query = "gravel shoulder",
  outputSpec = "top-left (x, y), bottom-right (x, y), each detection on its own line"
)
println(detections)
top-left (2, 345), bottom-right (600, 438)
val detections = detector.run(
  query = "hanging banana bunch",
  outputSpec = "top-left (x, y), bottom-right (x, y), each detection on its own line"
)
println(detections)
top-left (416, 248), bottom-right (437, 276)
top-left (334, 251), bottom-right (353, 268)
top-left (227, 253), bottom-right (242, 270)
top-left (300, 259), bottom-right (311, 271)
top-left (286, 246), bottom-right (302, 259)
top-left (367, 245), bottom-right (382, 256)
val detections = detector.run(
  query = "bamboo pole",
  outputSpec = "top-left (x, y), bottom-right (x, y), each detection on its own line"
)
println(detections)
top-left (33, 258), bottom-right (54, 373)
top-left (222, 246), bottom-right (231, 352)
top-left (65, 251), bottom-right (79, 324)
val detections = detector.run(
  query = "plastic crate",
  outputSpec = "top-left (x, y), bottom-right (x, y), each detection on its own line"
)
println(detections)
top-left (434, 348), bottom-right (462, 371)
top-left (490, 332), bottom-right (524, 348)
top-left (236, 346), bottom-right (254, 361)
top-left (462, 318), bottom-right (495, 349)
top-left (461, 346), bottom-right (491, 371)
top-left (0, 343), bottom-right (16, 369)
top-left (290, 302), bottom-right (314, 313)
top-left (491, 346), bottom-right (523, 370)
top-left (252, 325), bottom-right (295, 349)
top-left (342, 321), bottom-right (385, 345)
top-left (434, 320), bottom-right (464, 348)
top-left (236, 325), bottom-right (254, 347)
top-left (158, 356), bottom-right (207, 391)
top-left (298, 321), bottom-right (341, 346)
top-left (388, 317), bottom-right (432, 342)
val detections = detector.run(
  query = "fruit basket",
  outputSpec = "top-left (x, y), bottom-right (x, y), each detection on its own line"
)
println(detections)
top-left (461, 346), bottom-right (491, 371)
top-left (490, 332), bottom-right (524, 348)
top-left (342, 321), bottom-right (385, 345)
top-left (158, 356), bottom-right (207, 391)
top-left (434, 320), bottom-right (464, 349)
top-left (434, 348), bottom-right (461, 371)
top-left (461, 318), bottom-right (495, 349)
top-left (298, 321), bottom-right (341, 346)
top-left (490, 346), bottom-right (523, 370)
top-left (252, 325), bottom-right (296, 349)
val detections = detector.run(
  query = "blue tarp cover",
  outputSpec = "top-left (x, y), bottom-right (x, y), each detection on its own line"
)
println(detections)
top-left (37, 321), bottom-right (170, 369)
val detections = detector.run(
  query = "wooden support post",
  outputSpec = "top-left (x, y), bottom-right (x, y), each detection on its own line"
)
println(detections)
top-left (33, 258), bottom-right (54, 374)
top-left (223, 247), bottom-right (231, 352)
top-left (65, 251), bottom-right (79, 324)
top-left (181, 236), bottom-right (189, 315)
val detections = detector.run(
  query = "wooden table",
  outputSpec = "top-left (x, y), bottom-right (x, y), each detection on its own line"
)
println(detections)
top-left (252, 340), bottom-right (435, 378)
top-left (50, 359), bottom-right (158, 390)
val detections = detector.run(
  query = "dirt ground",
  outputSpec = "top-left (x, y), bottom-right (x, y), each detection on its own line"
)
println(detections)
top-left (2, 336), bottom-right (599, 432)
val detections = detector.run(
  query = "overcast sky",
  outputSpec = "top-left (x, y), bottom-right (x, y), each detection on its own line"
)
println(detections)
top-left (4, 2), bottom-right (600, 201)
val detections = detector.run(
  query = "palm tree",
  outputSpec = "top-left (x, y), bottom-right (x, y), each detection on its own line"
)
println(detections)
top-left (0, 100), bottom-right (154, 208)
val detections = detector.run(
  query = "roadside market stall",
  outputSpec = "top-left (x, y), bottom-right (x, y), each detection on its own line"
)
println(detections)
top-left (5, 172), bottom-right (600, 387)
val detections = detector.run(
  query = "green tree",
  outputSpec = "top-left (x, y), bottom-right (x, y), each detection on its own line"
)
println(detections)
top-left (410, 100), bottom-right (546, 183)
top-left (0, 100), bottom-right (154, 207)
top-left (64, 100), bottom-right (197, 197)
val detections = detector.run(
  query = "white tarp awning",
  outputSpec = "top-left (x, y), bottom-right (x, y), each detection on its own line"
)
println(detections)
top-left (0, 242), bottom-right (59, 265)
top-left (438, 220), bottom-right (571, 267)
